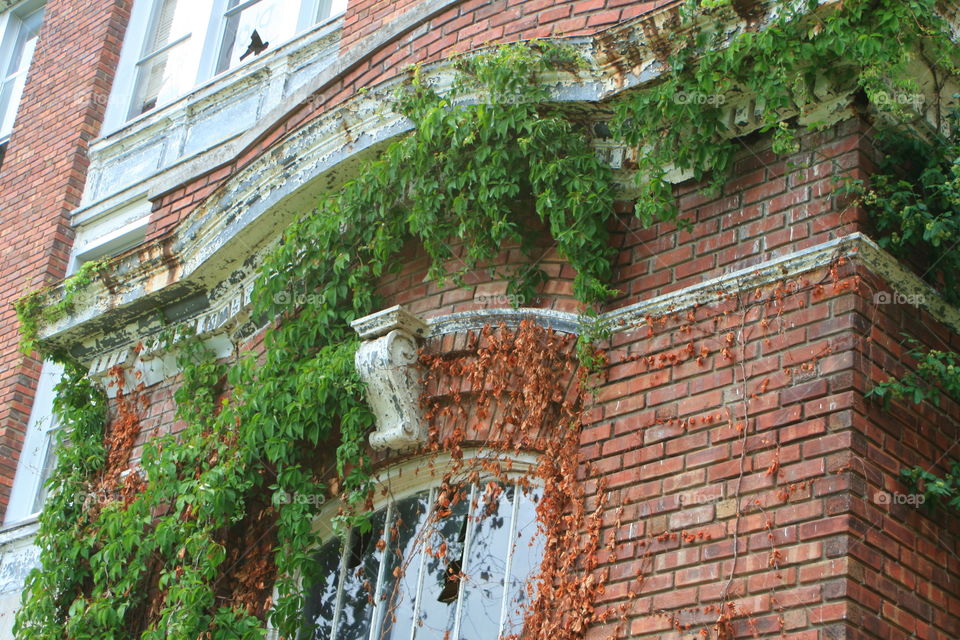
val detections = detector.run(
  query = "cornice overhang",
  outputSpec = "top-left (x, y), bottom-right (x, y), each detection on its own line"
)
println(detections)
top-left (31, 0), bottom-right (957, 365)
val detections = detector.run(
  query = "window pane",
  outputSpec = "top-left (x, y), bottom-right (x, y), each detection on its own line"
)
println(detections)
top-left (4, 8), bottom-right (41, 77)
top-left (216, 0), bottom-right (300, 73)
top-left (130, 41), bottom-right (188, 116)
top-left (336, 508), bottom-right (387, 639)
top-left (379, 491), bottom-right (433, 639)
top-left (30, 425), bottom-right (61, 514)
top-left (0, 8), bottom-right (43, 137)
top-left (317, 0), bottom-right (348, 21)
top-left (128, 0), bottom-right (211, 118)
top-left (307, 480), bottom-right (545, 640)
top-left (303, 537), bottom-right (345, 639)
top-left (457, 484), bottom-right (516, 640)
top-left (501, 488), bottom-right (544, 637)
top-left (0, 77), bottom-right (21, 136)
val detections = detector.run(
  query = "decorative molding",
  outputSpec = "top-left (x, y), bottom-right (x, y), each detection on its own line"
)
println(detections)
top-left (428, 308), bottom-right (581, 336)
top-left (351, 304), bottom-right (430, 340)
top-left (353, 307), bottom-right (429, 451)
top-left (66, 231), bottom-right (960, 372)
top-left (421, 233), bottom-right (960, 340)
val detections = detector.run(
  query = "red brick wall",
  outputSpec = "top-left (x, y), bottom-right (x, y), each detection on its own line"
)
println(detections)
top-left (0, 0), bottom-right (131, 516)
top-left (79, 1), bottom-right (960, 637)
top-left (851, 268), bottom-right (960, 639)
top-left (121, 99), bottom-right (960, 637)
top-left (339, 0), bottom-right (665, 54)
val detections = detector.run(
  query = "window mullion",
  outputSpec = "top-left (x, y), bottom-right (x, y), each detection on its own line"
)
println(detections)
top-left (450, 484), bottom-right (477, 640)
top-left (369, 501), bottom-right (395, 640)
top-left (134, 32), bottom-right (192, 66)
top-left (328, 529), bottom-right (352, 640)
top-left (408, 488), bottom-right (434, 640)
top-left (497, 483), bottom-right (523, 637)
top-left (224, 0), bottom-right (261, 17)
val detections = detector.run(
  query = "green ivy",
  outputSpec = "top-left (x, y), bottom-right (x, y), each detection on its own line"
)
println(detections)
top-left (613, 0), bottom-right (957, 226)
top-left (869, 341), bottom-right (960, 513)
top-left (15, 259), bottom-right (107, 355)
top-left (844, 102), bottom-right (960, 302)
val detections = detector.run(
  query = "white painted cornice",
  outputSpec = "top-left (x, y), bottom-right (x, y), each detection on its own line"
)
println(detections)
top-left (33, 0), bottom-right (957, 359)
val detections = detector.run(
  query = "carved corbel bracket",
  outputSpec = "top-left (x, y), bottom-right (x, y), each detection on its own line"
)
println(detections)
top-left (351, 306), bottom-right (429, 451)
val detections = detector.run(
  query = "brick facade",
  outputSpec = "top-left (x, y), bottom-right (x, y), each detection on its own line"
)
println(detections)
top-left (0, 0), bottom-right (131, 516)
top-left (4, 1), bottom-right (959, 638)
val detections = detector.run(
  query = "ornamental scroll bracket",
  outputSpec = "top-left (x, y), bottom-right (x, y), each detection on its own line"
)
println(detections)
top-left (351, 305), bottom-right (429, 452)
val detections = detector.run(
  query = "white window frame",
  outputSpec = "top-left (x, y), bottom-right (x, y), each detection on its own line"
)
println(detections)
top-left (0, 0), bottom-right (45, 144)
top-left (5, 361), bottom-right (63, 524)
top-left (300, 452), bottom-right (543, 640)
top-left (199, 0), bottom-right (332, 78)
top-left (104, 0), bottom-right (346, 131)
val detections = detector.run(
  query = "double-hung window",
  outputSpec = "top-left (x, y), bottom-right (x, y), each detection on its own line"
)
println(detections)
top-left (129, 0), bottom-right (213, 118)
top-left (117, 0), bottom-right (347, 125)
top-left (0, 1), bottom-right (44, 149)
top-left (305, 480), bottom-right (544, 640)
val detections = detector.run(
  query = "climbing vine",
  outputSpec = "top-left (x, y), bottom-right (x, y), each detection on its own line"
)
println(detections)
top-left (844, 103), bottom-right (960, 302)
top-left (869, 341), bottom-right (960, 512)
top-left (611, 0), bottom-right (957, 227)
top-left (12, 0), bottom-right (960, 639)
top-left (14, 258), bottom-right (107, 355)
top-left (15, 42), bottom-right (621, 640)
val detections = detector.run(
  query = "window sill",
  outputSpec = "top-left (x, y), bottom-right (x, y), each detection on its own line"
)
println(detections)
top-left (76, 14), bottom-right (344, 215)
top-left (0, 517), bottom-right (39, 545)
top-left (97, 13), bottom-right (345, 145)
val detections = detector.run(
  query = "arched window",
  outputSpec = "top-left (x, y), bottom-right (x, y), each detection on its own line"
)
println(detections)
top-left (304, 475), bottom-right (543, 640)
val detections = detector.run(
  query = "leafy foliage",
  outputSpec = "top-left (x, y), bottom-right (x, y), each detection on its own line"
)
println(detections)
top-left (14, 0), bottom-right (960, 636)
top-left (868, 339), bottom-right (960, 409)
top-left (900, 463), bottom-right (960, 512)
top-left (613, 0), bottom-right (957, 226)
top-left (845, 103), bottom-right (960, 302)
top-left (869, 341), bottom-right (960, 513)
top-left (14, 259), bottom-right (107, 355)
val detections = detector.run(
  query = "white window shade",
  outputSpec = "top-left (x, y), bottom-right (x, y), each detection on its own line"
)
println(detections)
top-left (128, 0), bottom-right (213, 118)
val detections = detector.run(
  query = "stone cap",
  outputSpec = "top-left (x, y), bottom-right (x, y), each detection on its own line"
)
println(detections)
top-left (350, 305), bottom-right (429, 341)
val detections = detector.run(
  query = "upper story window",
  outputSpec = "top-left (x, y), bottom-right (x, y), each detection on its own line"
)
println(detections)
top-left (117, 0), bottom-right (347, 124)
top-left (304, 480), bottom-right (543, 640)
top-left (0, 1), bottom-right (44, 141)
top-left (129, 0), bottom-right (213, 118)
